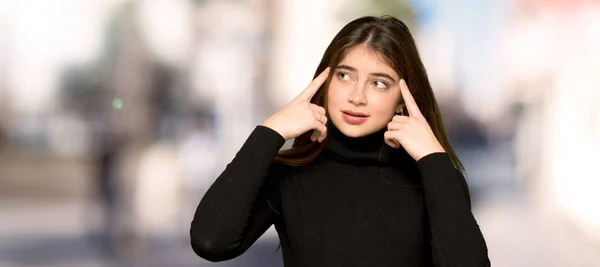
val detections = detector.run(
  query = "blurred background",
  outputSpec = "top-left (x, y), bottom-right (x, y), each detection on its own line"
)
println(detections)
top-left (1, 0), bottom-right (600, 266)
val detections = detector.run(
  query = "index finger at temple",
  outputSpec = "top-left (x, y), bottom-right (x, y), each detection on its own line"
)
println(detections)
top-left (298, 67), bottom-right (330, 101)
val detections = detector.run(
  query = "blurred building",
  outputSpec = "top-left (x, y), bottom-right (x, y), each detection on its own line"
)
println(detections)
top-left (1, 0), bottom-right (600, 266)
top-left (506, 0), bottom-right (600, 245)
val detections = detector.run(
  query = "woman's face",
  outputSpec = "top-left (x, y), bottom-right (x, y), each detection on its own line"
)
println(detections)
top-left (327, 44), bottom-right (403, 138)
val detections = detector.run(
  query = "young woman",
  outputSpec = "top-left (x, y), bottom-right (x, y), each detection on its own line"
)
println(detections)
top-left (190, 16), bottom-right (490, 266)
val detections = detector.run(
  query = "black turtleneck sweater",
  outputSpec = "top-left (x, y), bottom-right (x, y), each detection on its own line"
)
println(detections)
top-left (190, 124), bottom-right (490, 266)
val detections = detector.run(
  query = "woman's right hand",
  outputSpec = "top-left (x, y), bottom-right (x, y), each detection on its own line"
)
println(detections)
top-left (261, 67), bottom-right (330, 142)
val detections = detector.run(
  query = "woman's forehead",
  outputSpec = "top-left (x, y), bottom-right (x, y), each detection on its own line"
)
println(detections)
top-left (337, 44), bottom-right (399, 78)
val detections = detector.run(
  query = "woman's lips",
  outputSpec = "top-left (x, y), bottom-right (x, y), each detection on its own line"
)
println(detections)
top-left (341, 110), bottom-right (369, 124)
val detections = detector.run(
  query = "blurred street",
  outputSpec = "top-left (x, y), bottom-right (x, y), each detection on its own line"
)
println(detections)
top-left (2, 0), bottom-right (600, 266)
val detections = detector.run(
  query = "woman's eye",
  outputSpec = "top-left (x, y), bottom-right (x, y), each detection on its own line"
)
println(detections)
top-left (337, 72), bottom-right (351, 81)
top-left (374, 81), bottom-right (388, 90)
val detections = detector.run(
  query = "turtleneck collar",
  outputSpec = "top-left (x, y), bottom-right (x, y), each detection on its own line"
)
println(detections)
top-left (322, 121), bottom-right (412, 166)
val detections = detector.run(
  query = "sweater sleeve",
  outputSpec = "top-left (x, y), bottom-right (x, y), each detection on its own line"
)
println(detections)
top-left (190, 125), bottom-right (286, 262)
top-left (417, 152), bottom-right (490, 267)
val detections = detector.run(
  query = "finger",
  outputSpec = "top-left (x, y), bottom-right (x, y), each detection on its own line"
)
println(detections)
top-left (310, 130), bottom-right (320, 142)
top-left (310, 128), bottom-right (326, 142)
top-left (310, 104), bottom-right (326, 115)
top-left (384, 131), bottom-right (400, 148)
top-left (298, 67), bottom-right (330, 101)
top-left (387, 121), bottom-right (406, 131)
top-left (385, 139), bottom-right (400, 148)
top-left (399, 79), bottom-right (423, 118)
top-left (318, 130), bottom-right (327, 142)
top-left (313, 121), bottom-right (328, 142)
top-left (310, 109), bottom-right (326, 124)
top-left (317, 119), bottom-right (328, 142)
top-left (310, 104), bottom-right (327, 124)
top-left (391, 114), bottom-right (410, 122)
top-left (310, 115), bottom-right (327, 142)
top-left (316, 114), bottom-right (328, 125)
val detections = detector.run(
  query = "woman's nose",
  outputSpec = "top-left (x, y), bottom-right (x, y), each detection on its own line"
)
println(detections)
top-left (348, 86), bottom-right (367, 105)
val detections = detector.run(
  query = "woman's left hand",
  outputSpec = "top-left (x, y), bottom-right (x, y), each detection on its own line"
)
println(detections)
top-left (384, 79), bottom-right (446, 161)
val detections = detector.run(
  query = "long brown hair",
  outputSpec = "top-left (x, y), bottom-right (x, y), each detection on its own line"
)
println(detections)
top-left (274, 15), bottom-right (465, 174)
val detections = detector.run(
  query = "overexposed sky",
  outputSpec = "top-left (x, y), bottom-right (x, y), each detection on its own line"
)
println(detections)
top-left (2, 0), bottom-right (123, 113)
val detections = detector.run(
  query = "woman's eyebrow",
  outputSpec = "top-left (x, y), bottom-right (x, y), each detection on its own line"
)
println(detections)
top-left (371, 72), bottom-right (396, 82)
top-left (335, 64), bottom-right (357, 72)
top-left (335, 64), bottom-right (396, 82)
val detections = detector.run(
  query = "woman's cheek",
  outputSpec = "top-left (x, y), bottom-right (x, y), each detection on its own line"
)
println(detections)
top-left (372, 94), bottom-right (399, 116)
top-left (328, 82), bottom-right (348, 103)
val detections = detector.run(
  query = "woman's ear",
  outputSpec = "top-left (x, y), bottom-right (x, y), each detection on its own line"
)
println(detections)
top-left (395, 104), bottom-right (405, 115)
